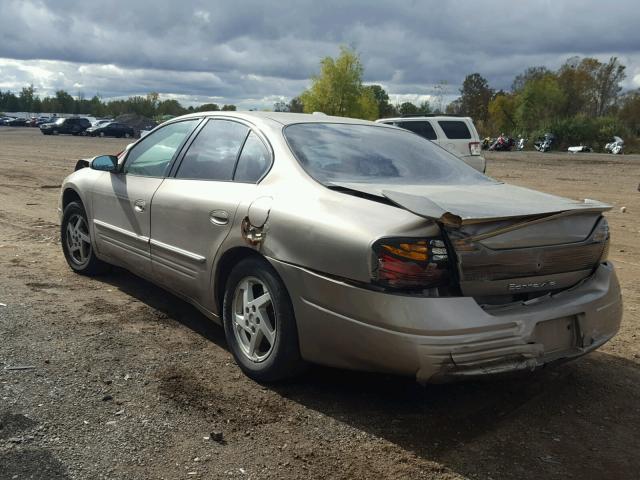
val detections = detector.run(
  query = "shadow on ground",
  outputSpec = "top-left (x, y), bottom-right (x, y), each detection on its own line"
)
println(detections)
top-left (97, 268), bottom-right (640, 480)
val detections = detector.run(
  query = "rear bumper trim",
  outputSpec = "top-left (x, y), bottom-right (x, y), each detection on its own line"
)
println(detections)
top-left (270, 259), bottom-right (622, 382)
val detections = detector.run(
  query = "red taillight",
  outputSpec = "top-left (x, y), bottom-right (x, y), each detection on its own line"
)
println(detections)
top-left (372, 238), bottom-right (451, 289)
top-left (469, 141), bottom-right (481, 156)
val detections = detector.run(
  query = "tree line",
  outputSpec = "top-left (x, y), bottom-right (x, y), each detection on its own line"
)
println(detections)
top-left (3, 47), bottom-right (638, 150)
top-left (0, 88), bottom-right (237, 119)
top-left (279, 48), bottom-right (639, 149)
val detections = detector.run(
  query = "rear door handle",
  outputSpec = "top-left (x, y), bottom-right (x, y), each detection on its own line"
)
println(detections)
top-left (210, 210), bottom-right (229, 225)
top-left (134, 199), bottom-right (146, 213)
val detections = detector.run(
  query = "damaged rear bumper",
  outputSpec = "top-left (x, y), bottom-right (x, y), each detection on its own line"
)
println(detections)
top-left (269, 259), bottom-right (622, 382)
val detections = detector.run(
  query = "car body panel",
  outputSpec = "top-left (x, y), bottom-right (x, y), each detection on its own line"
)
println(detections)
top-left (149, 179), bottom-right (257, 303)
top-left (270, 258), bottom-right (621, 382)
top-left (91, 173), bottom-right (163, 276)
top-left (59, 111), bottom-right (623, 382)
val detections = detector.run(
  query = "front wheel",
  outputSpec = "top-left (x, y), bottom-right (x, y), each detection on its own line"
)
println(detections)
top-left (223, 257), bottom-right (305, 382)
top-left (61, 201), bottom-right (109, 275)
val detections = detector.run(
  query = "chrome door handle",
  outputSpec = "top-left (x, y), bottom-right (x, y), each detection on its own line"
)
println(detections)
top-left (210, 210), bottom-right (229, 225)
top-left (134, 199), bottom-right (146, 213)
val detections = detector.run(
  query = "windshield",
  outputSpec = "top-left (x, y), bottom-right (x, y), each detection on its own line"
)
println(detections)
top-left (284, 123), bottom-right (493, 185)
top-left (55, 118), bottom-right (65, 125)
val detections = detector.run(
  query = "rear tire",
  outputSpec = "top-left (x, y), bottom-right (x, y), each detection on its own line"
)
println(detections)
top-left (223, 257), bottom-right (305, 382)
top-left (61, 201), bottom-right (109, 276)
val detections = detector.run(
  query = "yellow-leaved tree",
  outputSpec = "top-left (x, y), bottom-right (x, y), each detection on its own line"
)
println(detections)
top-left (300, 47), bottom-right (378, 120)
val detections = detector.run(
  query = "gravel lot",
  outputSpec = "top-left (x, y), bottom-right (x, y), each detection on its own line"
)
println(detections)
top-left (0, 127), bottom-right (639, 480)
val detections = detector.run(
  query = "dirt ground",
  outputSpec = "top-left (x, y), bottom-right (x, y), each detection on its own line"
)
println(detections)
top-left (0, 127), bottom-right (638, 480)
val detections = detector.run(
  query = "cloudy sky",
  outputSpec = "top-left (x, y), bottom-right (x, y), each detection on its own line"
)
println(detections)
top-left (1, 0), bottom-right (639, 110)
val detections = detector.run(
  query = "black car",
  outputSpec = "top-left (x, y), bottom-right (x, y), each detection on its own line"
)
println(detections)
top-left (40, 117), bottom-right (91, 135)
top-left (7, 117), bottom-right (28, 127)
top-left (85, 122), bottom-right (135, 138)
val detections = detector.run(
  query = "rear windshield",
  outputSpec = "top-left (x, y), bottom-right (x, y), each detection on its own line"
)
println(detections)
top-left (438, 120), bottom-right (471, 139)
top-left (284, 123), bottom-right (491, 185)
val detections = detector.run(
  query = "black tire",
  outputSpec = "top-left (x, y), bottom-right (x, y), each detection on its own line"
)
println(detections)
top-left (61, 201), bottom-right (109, 275)
top-left (52, 129), bottom-right (58, 135)
top-left (223, 257), bottom-right (305, 382)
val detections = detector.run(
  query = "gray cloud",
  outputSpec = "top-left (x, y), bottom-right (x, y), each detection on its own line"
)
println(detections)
top-left (1, 0), bottom-right (639, 109)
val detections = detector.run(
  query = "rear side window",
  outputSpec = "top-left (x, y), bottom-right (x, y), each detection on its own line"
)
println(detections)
top-left (438, 120), bottom-right (471, 139)
top-left (396, 121), bottom-right (437, 140)
top-left (176, 119), bottom-right (249, 181)
top-left (234, 132), bottom-right (271, 183)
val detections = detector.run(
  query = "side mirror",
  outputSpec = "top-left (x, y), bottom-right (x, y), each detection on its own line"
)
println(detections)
top-left (91, 155), bottom-right (118, 172)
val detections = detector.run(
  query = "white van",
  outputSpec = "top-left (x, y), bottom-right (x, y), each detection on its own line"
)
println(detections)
top-left (376, 116), bottom-right (486, 173)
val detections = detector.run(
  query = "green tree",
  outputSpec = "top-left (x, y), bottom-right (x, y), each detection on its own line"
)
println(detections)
top-left (459, 73), bottom-right (494, 122)
top-left (618, 89), bottom-right (640, 135)
top-left (366, 84), bottom-right (394, 118)
top-left (157, 99), bottom-right (186, 117)
top-left (398, 102), bottom-right (419, 115)
top-left (196, 103), bottom-right (220, 112)
top-left (488, 92), bottom-right (518, 133)
top-left (300, 46), bottom-right (378, 119)
top-left (593, 57), bottom-right (626, 116)
top-left (221, 104), bottom-right (237, 111)
top-left (516, 74), bottom-right (566, 132)
top-left (19, 85), bottom-right (35, 112)
top-left (55, 90), bottom-right (75, 113)
top-left (512, 66), bottom-right (552, 92)
top-left (288, 96), bottom-right (304, 113)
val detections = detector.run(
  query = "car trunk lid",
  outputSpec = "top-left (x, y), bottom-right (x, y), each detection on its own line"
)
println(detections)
top-left (330, 181), bottom-right (611, 298)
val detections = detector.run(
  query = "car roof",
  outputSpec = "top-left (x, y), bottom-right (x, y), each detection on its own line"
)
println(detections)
top-left (376, 116), bottom-right (473, 123)
top-left (175, 111), bottom-right (383, 127)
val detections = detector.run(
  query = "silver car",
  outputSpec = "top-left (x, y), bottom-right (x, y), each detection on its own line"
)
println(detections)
top-left (59, 112), bottom-right (622, 382)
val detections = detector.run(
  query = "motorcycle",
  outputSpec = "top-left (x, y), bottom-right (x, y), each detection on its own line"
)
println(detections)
top-left (488, 134), bottom-right (515, 151)
top-left (534, 133), bottom-right (555, 152)
top-left (481, 137), bottom-right (493, 150)
top-left (604, 136), bottom-right (624, 154)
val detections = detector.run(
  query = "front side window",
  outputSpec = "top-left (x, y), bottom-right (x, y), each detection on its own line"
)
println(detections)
top-left (234, 132), bottom-right (271, 183)
top-left (124, 120), bottom-right (199, 177)
top-left (284, 123), bottom-right (492, 186)
top-left (396, 121), bottom-right (437, 140)
top-left (176, 119), bottom-right (249, 181)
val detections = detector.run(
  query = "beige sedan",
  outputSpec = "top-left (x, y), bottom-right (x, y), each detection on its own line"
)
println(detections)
top-left (59, 112), bottom-right (622, 382)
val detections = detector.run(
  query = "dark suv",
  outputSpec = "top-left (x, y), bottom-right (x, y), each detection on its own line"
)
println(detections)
top-left (40, 117), bottom-right (91, 136)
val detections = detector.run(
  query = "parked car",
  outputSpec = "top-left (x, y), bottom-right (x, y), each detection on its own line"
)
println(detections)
top-left (40, 117), bottom-right (91, 135)
top-left (0, 116), bottom-right (14, 125)
top-left (59, 112), bottom-right (621, 383)
top-left (36, 116), bottom-right (57, 127)
top-left (26, 116), bottom-right (54, 127)
top-left (91, 119), bottom-right (114, 128)
top-left (85, 122), bottom-right (135, 138)
top-left (376, 115), bottom-right (486, 172)
top-left (7, 117), bottom-right (28, 127)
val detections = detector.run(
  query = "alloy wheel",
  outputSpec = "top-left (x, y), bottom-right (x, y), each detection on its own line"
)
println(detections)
top-left (66, 214), bottom-right (92, 266)
top-left (232, 277), bottom-right (277, 362)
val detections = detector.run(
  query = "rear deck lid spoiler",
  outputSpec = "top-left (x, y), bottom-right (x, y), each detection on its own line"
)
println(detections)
top-left (329, 182), bottom-right (611, 227)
